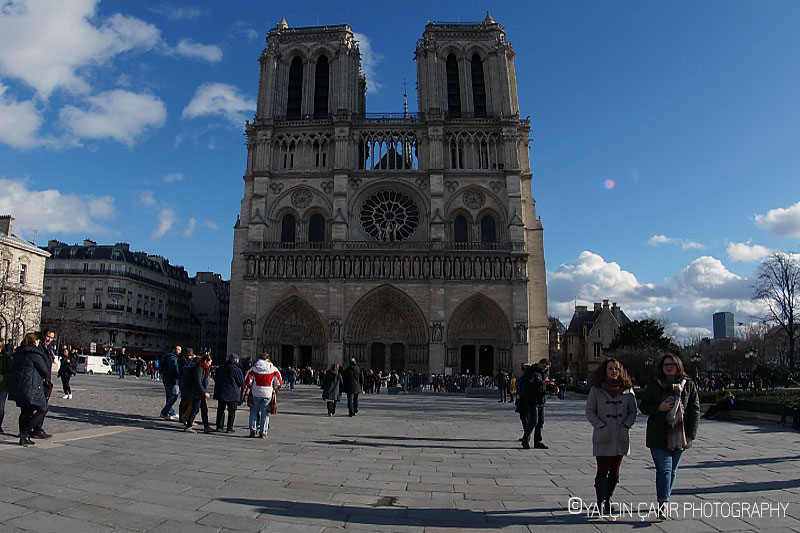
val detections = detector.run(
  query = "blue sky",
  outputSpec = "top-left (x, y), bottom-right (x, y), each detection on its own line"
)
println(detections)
top-left (1, 0), bottom-right (799, 340)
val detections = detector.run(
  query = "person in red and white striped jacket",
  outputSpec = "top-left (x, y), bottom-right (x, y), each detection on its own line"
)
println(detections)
top-left (244, 353), bottom-right (282, 438)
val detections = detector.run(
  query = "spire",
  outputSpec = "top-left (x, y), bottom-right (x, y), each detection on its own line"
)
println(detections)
top-left (276, 16), bottom-right (288, 30)
top-left (483, 11), bottom-right (495, 24)
top-left (403, 79), bottom-right (408, 119)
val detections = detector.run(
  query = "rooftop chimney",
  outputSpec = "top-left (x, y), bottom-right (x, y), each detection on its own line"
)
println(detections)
top-left (603, 299), bottom-right (610, 308)
top-left (594, 302), bottom-right (602, 312)
top-left (83, 239), bottom-right (97, 246)
top-left (0, 215), bottom-right (13, 236)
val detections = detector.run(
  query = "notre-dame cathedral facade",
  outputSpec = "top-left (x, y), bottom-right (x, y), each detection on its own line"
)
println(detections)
top-left (227, 14), bottom-right (548, 375)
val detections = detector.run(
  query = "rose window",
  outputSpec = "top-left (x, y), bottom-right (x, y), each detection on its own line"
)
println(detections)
top-left (360, 191), bottom-right (419, 241)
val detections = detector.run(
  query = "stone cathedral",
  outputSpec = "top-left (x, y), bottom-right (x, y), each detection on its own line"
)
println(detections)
top-left (227, 14), bottom-right (548, 376)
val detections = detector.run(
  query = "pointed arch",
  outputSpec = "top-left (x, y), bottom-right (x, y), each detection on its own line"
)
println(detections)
top-left (261, 295), bottom-right (326, 367)
top-left (447, 293), bottom-right (511, 347)
top-left (344, 284), bottom-right (428, 368)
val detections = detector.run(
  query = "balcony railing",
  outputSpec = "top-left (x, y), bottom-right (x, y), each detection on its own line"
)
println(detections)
top-left (106, 303), bottom-right (125, 311)
top-left (108, 287), bottom-right (126, 294)
top-left (245, 241), bottom-right (525, 253)
top-left (44, 268), bottom-right (192, 296)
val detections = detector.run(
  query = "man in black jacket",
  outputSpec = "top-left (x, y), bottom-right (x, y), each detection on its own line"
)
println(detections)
top-left (213, 354), bottom-right (245, 432)
top-left (516, 358), bottom-right (558, 449)
top-left (342, 358), bottom-right (364, 417)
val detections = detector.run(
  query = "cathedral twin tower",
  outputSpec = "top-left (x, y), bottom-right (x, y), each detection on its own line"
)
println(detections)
top-left (227, 14), bottom-right (548, 375)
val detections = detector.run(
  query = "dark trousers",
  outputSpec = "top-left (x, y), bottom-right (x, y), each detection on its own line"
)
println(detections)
top-left (185, 397), bottom-right (210, 428)
top-left (19, 405), bottom-right (48, 439)
top-left (327, 400), bottom-right (338, 415)
top-left (521, 405), bottom-right (545, 445)
top-left (216, 400), bottom-right (238, 431)
top-left (346, 393), bottom-right (359, 416)
top-left (499, 387), bottom-right (507, 402)
top-left (61, 376), bottom-right (71, 395)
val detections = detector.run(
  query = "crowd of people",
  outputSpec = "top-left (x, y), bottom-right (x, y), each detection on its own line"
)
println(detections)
top-left (1, 332), bottom-right (798, 521)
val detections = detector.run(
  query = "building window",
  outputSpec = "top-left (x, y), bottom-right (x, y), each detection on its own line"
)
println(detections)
top-left (471, 54), bottom-right (486, 117)
top-left (446, 54), bottom-right (461, 117)
top-left (360, 190), bottom-right (420, 242)
top-left (480, 215), bottom-right (496, 243)
top-left (454, 215), bottom-right (468, 243)
top-left (593, 343), bottom-right (601, 359)
top-left (313, 56), bottom-right (329, 119)
top-left (280, 214), bottom-right (296, 243)
top-left (308, 214), bottom-right (325, 243)
top-left (18, 263), bottom-right (27, 285)
top-left (287, 57), bottom-right (303, 119)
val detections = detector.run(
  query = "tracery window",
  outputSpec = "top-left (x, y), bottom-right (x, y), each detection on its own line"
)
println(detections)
top-left (287, 57), bottom-right (303, 119)
top-left (446, 54), bottom-right (461, 117)
top-left (308, 214), bottom-right (325, 242)
top-left (471, 54), bottom-right (487, 117)
top-left (480, 214), bottom-right (496, 243)
top-left (281, 214), bottom-right (296, 243)
top-left (314, 56), bottom-right (329, 118)
top-left (454, 215), bottom-right (468, 243)
top-left (360, 191), bottom-right (419, 242)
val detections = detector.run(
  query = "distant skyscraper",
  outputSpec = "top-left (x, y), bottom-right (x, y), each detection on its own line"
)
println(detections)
top-left (713, 312), bottom-right (735, 339)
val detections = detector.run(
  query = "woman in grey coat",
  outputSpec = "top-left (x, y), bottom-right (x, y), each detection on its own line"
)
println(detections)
top-left (321, 363), bottom-right (343, 416)
top-left (585, 358), bottom-right (637, 514)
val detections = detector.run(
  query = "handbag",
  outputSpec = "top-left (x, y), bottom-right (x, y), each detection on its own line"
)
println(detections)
top-left (246, 390), bottom-right (253, 407)
top-left (269, 390), bottom-right (278, 414)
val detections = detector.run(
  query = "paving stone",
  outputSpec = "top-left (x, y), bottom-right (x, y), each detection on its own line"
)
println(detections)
top-left (7, 510), bottom-right (113, 533)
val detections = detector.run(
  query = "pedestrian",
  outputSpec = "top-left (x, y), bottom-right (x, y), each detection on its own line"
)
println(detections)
top-left (9, 333), bottom-right (51, 446)
top-left (516, 358), bottom-right (558, 449)
top-left (116, 348), bottom-right (128, 378)
top-left (701, 387), bottom-right (735, 419)
top-left (342, 357), bottom-right (364, 417)
top-left (213, 354), bottom-right (245, 432)
top-left (178, 348), bottom-right (196, 423)
top-left (495, 370), bottom-right (508, 403)
top-left (321, 363), bottom-right (343, 416)
top-left (0, 340), bottom-right (11, 434)
top-left (159, 346), bottom-right (181, 420)
top-left (58, 346), bottom-right (76, 399)
top-left (244, 353), bottom-right (282, 438)
top-left (30, 329), bottom-right (56, 439)
top-left (183, 354), bottom-right (214, 433)
top-left (508, 372), bottom-right (517, 403)
top-left (639, 353), bottom-right (700, 520)
top-left (585, 358), bottom-right (637, 515)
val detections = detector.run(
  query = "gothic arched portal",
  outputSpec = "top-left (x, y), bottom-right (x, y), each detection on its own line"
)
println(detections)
top-left (446, 293), bottom-right (512, 374)
top-left (344, 284), bottom-right (428, 372)
top-left (261, 296), bottom-right (326, 369)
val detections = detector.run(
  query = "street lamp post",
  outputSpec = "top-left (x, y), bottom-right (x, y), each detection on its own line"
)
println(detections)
top-left (745, 349), bottom-right (758, 387)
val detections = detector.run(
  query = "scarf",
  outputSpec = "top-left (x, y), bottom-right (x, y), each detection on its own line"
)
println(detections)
top-left (199, 360), bottom-right (210, 379)
top-left (658, 378), bottom-right (688, 450)
top-left (601, 377), bottom-right (625, 397)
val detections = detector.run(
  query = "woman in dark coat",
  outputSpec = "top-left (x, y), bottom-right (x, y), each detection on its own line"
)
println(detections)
top-left (57, 346), bottom-right (76, 399)
top-left (639, 353), bottom-right (700, 519)
top-left (213, 354), bottom-right (245, 432)
top-left (184, 354), bottom-right (213, 433)
top-left (10, 333), bottom-right (50, 446)
top-left (321, 363), bottom-right (343, 416)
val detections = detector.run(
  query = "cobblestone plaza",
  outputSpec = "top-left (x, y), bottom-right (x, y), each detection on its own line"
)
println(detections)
top-left (0, 375), bottom-right (798, 532)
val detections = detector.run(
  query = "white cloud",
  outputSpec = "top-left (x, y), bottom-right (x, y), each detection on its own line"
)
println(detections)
top-left (203, 220), bottom-right (219, 230)
top-left (550, 251), bottom-right (762, 343)
top-left (0, 177), bottom-right (114, 235)
top-left (754, 201), bottom-right (800, 238)
top-left (183, 217), bottom-right (196, 238)
top-left (353, 32), bottom-right (383, 92)
top-left (0, 83), bottom-right (46, 149)
top-left (182, 83), bottom-right (254, 124)
top-left (647, 234), bottom-right (704, 250)
top-left (163, 172), bottom-right (184, 183)
top-left (139, 190), bottom-right (156, 206)
top-left (59, 90), bottom-right (166, 147)
top-left (0, 0), bottom-right (160, 99)
top-left (727, 241), bottom-right (772, 262)
top-left (171, 39), bottom-right (222, 62)
top-left (151, 207), bottom-right (176, 239)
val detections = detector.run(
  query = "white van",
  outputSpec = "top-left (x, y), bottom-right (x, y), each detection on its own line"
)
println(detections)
top-left (76, 354), bottom-right (113, 374)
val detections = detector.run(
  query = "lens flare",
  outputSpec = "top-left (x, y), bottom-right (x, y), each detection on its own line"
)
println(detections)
top-left (603, 179), bottom-right (616, 190)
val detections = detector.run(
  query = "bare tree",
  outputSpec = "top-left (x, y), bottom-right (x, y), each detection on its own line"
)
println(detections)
top-left (753, 252), bottom-right (799, 372)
